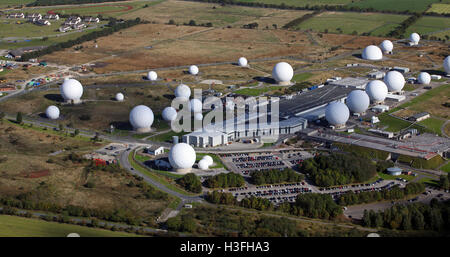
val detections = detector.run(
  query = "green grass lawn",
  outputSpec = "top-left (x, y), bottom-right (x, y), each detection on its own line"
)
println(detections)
top-left (417, 177), bottom-right (440, 187)
top-left (0, 215), bottom-right (140, 237)
top-left (149, 130), bottom-right (186, 143)
top-left (293, 12), bottom-right (408, 36)
top-left (404, 16), bottom-right (450, 40)
top-left (440, 162), bottom-right (450, 173)
top-left (347, 0), bottom-right (444, 12)
top-left (377, 113), bottom-right (426, 133)
top-left (234, 86), bottom-right (283, 96)
top-left (377, 172), bottom-right (414, 182)
top-left (238, 0), bottom-right (353, 7)
top-left (418, 117), bottom-right (445, 136)
top-left (292, 72), bottom-right (313, 82)
top-left (427, 3), bottom-right (450, 14)
top-left (0, 0), bottom-right (34, 8)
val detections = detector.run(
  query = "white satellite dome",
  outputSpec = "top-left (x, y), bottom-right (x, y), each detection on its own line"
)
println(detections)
top-left (189, 65), bottom-right (199, 75)
top-left (60, 78), bottom-right (83, 102)
top-left (45, 105), bottom-right (60, 120)
top-left (365, 80), bottom-right (388, 102)
top-left (162, 106), bottom-right (177, 121)
top-left (384, 71), bottom-right (405, 92)
top-left (169, 143), bottom-right (196, 170)
top-left (174, 84), bottom-right (191, 99)
top-left (346, 90), bottom-right (370, 114)
top-left (444, 56), bottom-right (450, 74)
top-left (148, 71), bottom-right (158, 81)
top-left (189, 98), bottom-right (202, 113)
top-left (198, 159), bottom-right (209, 170)
top-left (409, 33), bottom-right (420, 44)
top-left (362, 45), bottom-right (383, 61)
top-left (129, 105), bottom-right (154, 132)
top-left (379, 40), bottom-right (393, 53)
top-left (417, 72), bottom-right (431, 84)
top-left (194, 112), bottom-right (203, 121)
top-left (202, 155), bottom-right (213, 166)
top-left (238, 57), bottom-right (248, 67)
top-left (272, 62), bottom-right (293, 83)
top-left (115, 93), bottom-right (124, 101)
top-left (325, 102), bottom-right (349, 126)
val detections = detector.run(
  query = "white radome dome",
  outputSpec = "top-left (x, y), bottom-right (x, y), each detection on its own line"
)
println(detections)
top-left (238, 57), bottom-right (248, 67)
top-left (365, 80), bottom-right (388, 102)
top-left (384, 71), bottom-right (405, 92)
top-left (115, 93), bottom-right (124, 101)
top-left (169, 143), bottom-right (196, 170)
top-left (379, 40), bottom-right (393, 53)
top-left (444, 56), bottom-right (450, 74)
top-left (189, 98), bottom-right (202, 113)
top-left (162, 106), bottom-right (177, 121)
top-left (410, 33), bottom-right (420, 44)
top-left (194, 112), bottom-right (203, 121)
top-left (362, 45), bottom-right (383, 60)
top-left (346, 90), bottom-right (370, 114)
top-left (129, 105), bottom-right (154, 130)
top-left (272, 62), bottom-right (293, 83)
top-left (46, 105), bottom-right (60, 120)
top-left (202, 155), bottom-right (213, 166)
top-left (189, 65), bottom-right (199, 75)
top-left (325, 102), bottom-right (349, 126)
top-left (174, 84), bottom-right (191, 99)
top-left (60, 78), bottom-right (83, 101)
top-left (198, 159), bottom-right (209, 170)
top-left (148, 71), bottom-right (158, 81)
top-left (417, 72), bottom-right (431, 84)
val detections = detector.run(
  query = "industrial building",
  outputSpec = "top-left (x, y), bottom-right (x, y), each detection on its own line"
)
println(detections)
top-left (387, 167), bottom-right (402, 176)
top-left (328, 77), bottom-right (369, 89)
top-left (408, 112), bottom-right (430, 122)
top-left (144, 145), bottom-right (164, 156)
top-left (368, 71), bottom-right (385, 79)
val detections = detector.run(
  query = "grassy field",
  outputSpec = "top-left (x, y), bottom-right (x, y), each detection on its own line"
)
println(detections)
top-left (347, 0), bottom-right (444, 12)
top-left (377, 172), bottom-right (414, 182)
top-left (294, 12), bottom-right (408, 36)
top-left (238, 0), bottom-right (353, 7)
top-left (440, 162), bottom-right (450, 173)
top-left (292, 72), bottom-right (313, 82)
top-left (427, 3), bottom-right (450, 14)
top-left (377, 113), bottom-right (426, 133)
top-left (0, 0), bottom-right (33, 8)
top-left (234, 86), bottom-right (283, 96)
top-left (404, 16), bottom-right (450, 40)
top-left (418, 117), bottom-right (445, 136)
top-left (0, 215), bottom-right (139, 237)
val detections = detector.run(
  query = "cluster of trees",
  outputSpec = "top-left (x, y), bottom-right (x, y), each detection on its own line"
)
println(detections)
top-left (338, 183), bottom-right (426, 206)
top-left (250, 168), bottom-right (304, 185)
top-left (166, 213), bottom-right (197, 233)
top-left (362, 199), bottom-right (450, 231)
top-left (204, 173), bottom-right (245, 188)
top-left (242, 22), bottom-right (259, 29)
top-left (205, 191), bottom-right (273, 211)
top-left (439, 174), bottom-right (449, 190)
top-left (182, 19), bottom-right (213, 27)
top-left (299, 153), bottom-right (377, 187)
top-left (176, 173), bottom-right (202, 193)
top-left (278, 193), bottom-right (342, 220)
top-left (387, 13), bottom-right (422, 38)
top-left (20, 18), bottom-right (143, 61)
top-left (282, 10), bottom-right (321, 29)
top-left (27, 0), bottom-right (126, 6)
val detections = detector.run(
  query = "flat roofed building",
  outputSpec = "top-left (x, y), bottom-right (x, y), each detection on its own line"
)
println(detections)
top-left (408, 112), bottom-right (430, 122)
top-left (393, 67), bottom-right (410, 73)
top-left (144, 145), bottom-right (164, 156)
top-left (328, 77), bottom-right (369, 89)
top-left (368, 71), bottom-right (385, 79)
top-left (371, 105), bottom-right (389, 113)
top-left (386, 93), bottom-right (406, 102)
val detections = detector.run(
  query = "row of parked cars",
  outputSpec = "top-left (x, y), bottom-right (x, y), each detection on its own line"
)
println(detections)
top-left (236, 187), bottom-right (312, 198)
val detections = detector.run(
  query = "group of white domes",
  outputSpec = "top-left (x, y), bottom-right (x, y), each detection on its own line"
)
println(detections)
top-left (362, 33), bottom-right (422, 61)
top-left (168, 142), bottom-right (213, 172)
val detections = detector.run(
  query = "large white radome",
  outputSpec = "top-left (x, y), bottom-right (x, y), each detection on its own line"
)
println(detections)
top-left (60, 79), bottom-right (83, 101)
top-left (148, 71), bottom-right (158, 81)
top-left (129, 105), bottom-right (154, 130)
top-left (198, 159), bottom-right (209, 170)
top-left (417, 72), bottom-right (431, 84)
top-left (202, 155), bottom-right (213, 166)
top-left (162, 107), bottom-right (177, 121)
top-left (174, 84), bottom-right (191, 99)
top-left (444, 56), bottom-right (450, 74)
top-left (46, 105), bottom-right (60, 120)
top-left (384, 71), bottom-right (405, 92)
top-left (272, 62), bottom-right (293, 83)
top-left (238, 57), bottom-right (248, 67)
top-left (194, 113), bottom-right (203, 121)
top-left (362, 45), bottom-right (383, 60)
top-left (115, 93), bottom-right (124, 101)
top-left (169, 143), bottom-right (196, 170)
top-left (189, 98), bottom-right (202, 113)
top-left (365, 80), bottom-right (388, 102)
top-left (379, 40), bottom-right (393, 53)
top-left (346, 90), bottom-right (370, 114)
top-left (189, 65), bottom-right (199, 75)
top-left (325, 102), bottom-right (349, 126)
top-left (409, 33), bottom-right (420, 44)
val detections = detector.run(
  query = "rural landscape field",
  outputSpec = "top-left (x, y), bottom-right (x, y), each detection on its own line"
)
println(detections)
top-left (0, 0), bottom-right (449, 248)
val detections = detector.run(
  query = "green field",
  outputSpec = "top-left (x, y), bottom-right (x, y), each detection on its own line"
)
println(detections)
top-left (348, 0), bottom-right (444, 12)
top-left (418, 117), bottom-right (445, 136)
top-left (0, 215), bottom-right (139, 237)
top-left (293, 12), bottom-right (408, 36)
top-left (404, 16), bottom-right (450, 40)
top-left (427, 3), bottom-right (450, 14)
top-left (440, 162), bottom-right (450, 173)
top-left (292, 72), bottom-right (313, 82)
top-left (238, 0), bottom-right (353, 7)
top-left (234, 86), bottom-right (283, 96)
top-left (377, 113), bottom-right (426, 133)
top-left (377, 172), bottom-right (414, 182)
top-left (0, 0), bottom-right (34, 8)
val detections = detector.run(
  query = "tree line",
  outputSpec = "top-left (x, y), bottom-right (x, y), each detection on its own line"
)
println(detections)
top-left (205, 191), bottom-right (273, 211)
top-left (250, 168), bottom-right (304, 185)
top-left (176, 173), bottom-right (202, 193)
top-left (298, 153), bottom-right (378, 187)
top-left (204, 172), bottom-right (245, 188)
top-left (282, 10), bottom-right (321, 29)
top-left (362, 199), bottom-right (450, 231)
top-left (387, 13), bottom-right (422, 38)
top-left (20, 18), bottom-right (143, 61)
top-left (27, 0), bottom-right (127, 6)
top-left (337, 183), bottom-right (426, 206)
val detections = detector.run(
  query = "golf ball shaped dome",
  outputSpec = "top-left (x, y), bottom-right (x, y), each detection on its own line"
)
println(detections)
top-left (443, 56), bottom-right (450, 74)
top-left (325, 102), bottom-right (349, 126)
top-left (238, 57), bottom-right (248, 67)
top-left (346, 90), bottom-right (370, 114)
top-left (202, 155), bottom-right (213, 166)
top-left (60, 79), bottom-right (83, 101)
top-left (129, 105), bottom-right (154, 130)
top-left (417, 72), bottom-right (431, 84)
top-left (46, 105), bottom-right (60, 120)
top-left (115, 93), bottom-right (124, 101)
top-left (198, 159), bottom-right (209, 170)
top-left (189, 98), bottom-right (202, 113)
top-left (272, 62), bottom-right (293, 83)
top-left (362, 45), bottom-right (382, 60)
top-left (379, 40), bottom-right (393, 53)
top-left (384, 71), bottom-right (405, 92)
top-left (169, 143), bottom-right (196, 169)
top-left (162, 107), bottom-right (177, 121)
top-left (365, 80), bottom-right (388, 102)
top-left (174, 84), bottom-right (191, 99)
top-left (189, 65), bottom-right (199, 75)
top-left (148, 71), bottom-right (158, 81)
